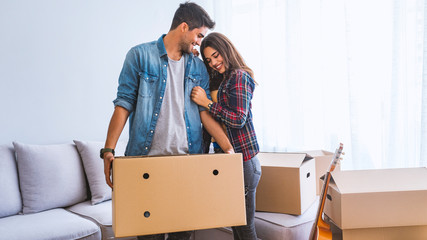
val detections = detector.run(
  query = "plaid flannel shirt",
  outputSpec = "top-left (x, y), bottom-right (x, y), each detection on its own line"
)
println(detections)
top-left (209, 69), bottom-right (259, 161)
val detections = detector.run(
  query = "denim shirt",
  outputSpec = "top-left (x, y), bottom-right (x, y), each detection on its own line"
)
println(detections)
top-left (113, 35), bottom-right (210, 156)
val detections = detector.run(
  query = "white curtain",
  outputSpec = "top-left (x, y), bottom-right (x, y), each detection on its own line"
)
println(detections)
top-left (209, 0), bottom-right (427, 170)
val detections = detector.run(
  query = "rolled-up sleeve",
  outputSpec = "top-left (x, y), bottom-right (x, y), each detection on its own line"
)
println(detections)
top-left (113, 48), bottom-right (140, 113)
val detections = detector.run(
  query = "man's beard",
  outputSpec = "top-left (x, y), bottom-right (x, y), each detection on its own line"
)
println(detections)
top-left (179, 41), bottom-right (192, 54)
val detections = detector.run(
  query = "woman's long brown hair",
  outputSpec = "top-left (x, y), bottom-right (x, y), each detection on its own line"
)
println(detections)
top-left (200, 32), bottom-right (255, 90)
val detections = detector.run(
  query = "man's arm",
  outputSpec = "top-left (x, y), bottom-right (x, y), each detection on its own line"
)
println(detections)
top-left (103, 106), bottom-right (130, 188)
top-left (200, 110), bottom-right (234, 153)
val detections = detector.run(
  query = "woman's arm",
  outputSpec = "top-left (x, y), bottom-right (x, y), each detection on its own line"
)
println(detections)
top-left (210, 70), bottom-right (255, 129)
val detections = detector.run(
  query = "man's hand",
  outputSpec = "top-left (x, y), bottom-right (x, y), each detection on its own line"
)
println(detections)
top-left (191, 86), bottom-right (211, 107)
top-left (103, 152), bottom-right (114, 189)
top-left (192, 48), bottom-right (200, 57)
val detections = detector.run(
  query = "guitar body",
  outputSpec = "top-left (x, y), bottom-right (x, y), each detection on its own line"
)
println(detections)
top-left (314, 220), bottom-right (333, 240)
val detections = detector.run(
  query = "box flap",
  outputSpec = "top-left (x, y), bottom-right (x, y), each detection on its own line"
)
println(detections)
top-left (258, 152), bottom-right (313, 168)
top-left (300, 150), bottom-right (333, 157)
top-left (331, 168), bottom-right (427, 194)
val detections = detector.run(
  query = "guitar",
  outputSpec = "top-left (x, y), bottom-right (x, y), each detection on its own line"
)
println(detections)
top-left (309, 143), bottom-right (344, 240)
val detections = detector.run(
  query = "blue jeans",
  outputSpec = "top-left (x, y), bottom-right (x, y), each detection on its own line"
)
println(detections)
top-left (137, 231), bottom-right (192, 240)
top-left (232, 155), bottom-right (261, 240)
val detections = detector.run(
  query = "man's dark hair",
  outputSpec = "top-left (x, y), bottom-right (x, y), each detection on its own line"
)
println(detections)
top-left (170, 2), bottom-right (215, 31)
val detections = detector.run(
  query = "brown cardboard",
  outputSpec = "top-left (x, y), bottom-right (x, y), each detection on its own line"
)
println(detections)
top-left (322, 168), bottom-right (427, 231)
top-left (255, 153), bottom-right (316, 215)
top-left (300, 150), bottom-right (335, 195)
top-left (112, 153), bottom-right (246, 238)
top-left (341, 225), bottom-right (427, 240)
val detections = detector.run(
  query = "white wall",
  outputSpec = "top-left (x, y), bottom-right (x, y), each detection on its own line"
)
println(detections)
top-left (0, 0), bottom-right (216, 145)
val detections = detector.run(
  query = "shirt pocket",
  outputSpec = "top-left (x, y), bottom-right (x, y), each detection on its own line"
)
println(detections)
top-left (138, 71), bottom-right (159, 98)
top-left (187, 74), bottom-right (201, 89)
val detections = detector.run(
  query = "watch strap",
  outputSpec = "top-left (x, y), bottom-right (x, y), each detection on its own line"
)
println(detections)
top-left (100, 148), bottom-right (115, 159)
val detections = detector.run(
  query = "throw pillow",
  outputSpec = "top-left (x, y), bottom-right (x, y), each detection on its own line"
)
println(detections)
top-left (73, 140), bottom-right (126, 205)
top-left (0, 144), bottom-right (22, 217)
top-left (13, 142), bottom-right (87, 214)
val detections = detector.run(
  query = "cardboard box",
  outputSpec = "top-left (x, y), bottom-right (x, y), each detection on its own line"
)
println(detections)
top-left (255, 153), bottom-right (316, 215)
top-left (322, 167), bottom-right (427, 238)
top-left (338, 224), bottom-right (427, 240)
top-left (112, 153), bottom-right (246, 238)
top-left (300, 150), bottom-right (335, 195)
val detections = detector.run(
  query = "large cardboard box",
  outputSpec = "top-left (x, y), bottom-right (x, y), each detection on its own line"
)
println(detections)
top-left (112, 153), bottom-right (246, 238)
top-left (255, 153), bottom-right (316, 215)
top-left (334, 224), bottom-right (427, 240)
top-left (322, 167), bottom-right (427, 239)
top-left (301, 150), bottom-right (335, 195)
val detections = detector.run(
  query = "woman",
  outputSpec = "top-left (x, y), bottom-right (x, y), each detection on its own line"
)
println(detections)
top-left (191, 32), bottom-right (261, 240)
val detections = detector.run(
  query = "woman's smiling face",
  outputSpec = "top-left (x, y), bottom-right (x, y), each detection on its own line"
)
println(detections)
top-left (203, 46), bottom-right (226, 74)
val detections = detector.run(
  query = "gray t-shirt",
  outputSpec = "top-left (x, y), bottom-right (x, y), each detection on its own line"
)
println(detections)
top-left (148, 56), bottom-right (189, 155)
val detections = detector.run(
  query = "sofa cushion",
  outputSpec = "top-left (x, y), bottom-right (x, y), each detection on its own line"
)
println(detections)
top-left (13, 142), bottom-right (88, 214)
top-left (68, 200), bottom-right (137, 240)
top-left (67, 200), bottom-right (112, 226)
top-left (0, 144), bottom-right (22, 218)
top-left (73, 140), bottom-right (126, 205)
top-left (0, 208), bottom-right (101, 240)
top-left (254, 197), bottom-right (319, 240)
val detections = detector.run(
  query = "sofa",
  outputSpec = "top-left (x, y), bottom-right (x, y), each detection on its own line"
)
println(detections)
top-left (0, 140), bottom-right (320, 240)
top-left (0, 140), bottom-right (137, 240)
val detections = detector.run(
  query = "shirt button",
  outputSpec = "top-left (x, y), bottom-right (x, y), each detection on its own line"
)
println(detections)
top-left (164, 65), bottom-right (167, 67)
top-left (151, 130), bottom-right (154, 133)
top-left (189, 143), bottom-right (192, 146)
top-left (145, 147), bottom-right (148, 150)
top-left (155, 113), bottom-right (158, 116)
top-left (160, 97), bottom-right (162, 99)
top-left (163, 80), bottom-right (166, 82)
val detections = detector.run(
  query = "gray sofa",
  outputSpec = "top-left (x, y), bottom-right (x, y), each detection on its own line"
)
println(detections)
top-left (0, 141), bottom-right (136, 240)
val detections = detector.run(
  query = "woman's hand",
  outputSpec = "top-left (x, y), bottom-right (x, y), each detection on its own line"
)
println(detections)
top-left (191, 86), bottom-right (211, 108)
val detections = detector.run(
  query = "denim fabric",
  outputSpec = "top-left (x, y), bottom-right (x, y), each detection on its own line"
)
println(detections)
top-left (137, 231), bottom-right (192, 240)
top-left (113, 34), bottom-right (210, 156)
top-left (232, 155), bottom-right (261, 240)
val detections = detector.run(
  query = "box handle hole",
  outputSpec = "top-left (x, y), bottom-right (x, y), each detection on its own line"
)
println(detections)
top-left (306, 172), bottom-right (311, 178)
top-left (143, 173), bottom-right (150, 179)
top-left (213, 169), bottom-right (219, 176)
top-left (326, 194), bottom-right (332, 201)
top-left (144, 211), bottom-right (150, 218)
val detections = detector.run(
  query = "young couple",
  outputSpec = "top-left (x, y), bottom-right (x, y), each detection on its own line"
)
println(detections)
top-left (101, 2), bottom-right (260, 240)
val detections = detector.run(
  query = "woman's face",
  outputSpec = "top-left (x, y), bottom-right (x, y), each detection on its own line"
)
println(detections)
top-left (203, 46), bottom-right (226, 74)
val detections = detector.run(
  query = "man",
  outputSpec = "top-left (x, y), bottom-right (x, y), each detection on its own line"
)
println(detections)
top-left (100, 2), bottom-right (233, 240)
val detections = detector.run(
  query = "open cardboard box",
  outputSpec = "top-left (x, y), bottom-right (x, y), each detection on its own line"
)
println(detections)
top-left (321, 167), bottom-right (427, 239)
top-left (300, 150), bottom-right (335, 195)
top-left (256, 152), bottom-right (316, 215)
top-left (112, 153), bottom-right (246, 238)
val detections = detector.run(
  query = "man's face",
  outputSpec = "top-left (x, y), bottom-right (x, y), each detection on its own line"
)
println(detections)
top-left (180, 25), bottom-right (208, 54)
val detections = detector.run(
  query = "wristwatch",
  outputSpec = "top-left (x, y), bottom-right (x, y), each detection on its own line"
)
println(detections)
top-left (207, 101), bottom-right (213, 110)
top-left (100, 148), bottom-right (115, 159)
